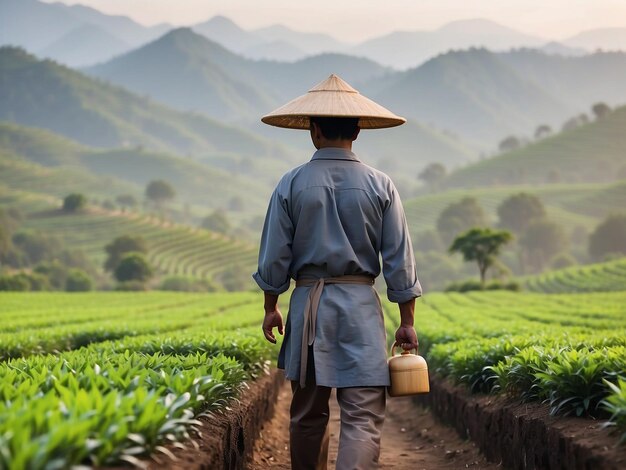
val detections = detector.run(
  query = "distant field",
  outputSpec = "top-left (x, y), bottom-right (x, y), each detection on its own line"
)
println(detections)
top-left (1, 290), bottom-right (624, 467)
top-left (524, 257), bottom-right (626, 293)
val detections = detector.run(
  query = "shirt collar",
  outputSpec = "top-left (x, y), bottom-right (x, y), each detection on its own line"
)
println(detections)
top-left (311, 147), bottom-right (360, 162)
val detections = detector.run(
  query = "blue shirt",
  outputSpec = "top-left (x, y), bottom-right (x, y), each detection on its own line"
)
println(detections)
top-left (253, 147), bottom-right (422, 387)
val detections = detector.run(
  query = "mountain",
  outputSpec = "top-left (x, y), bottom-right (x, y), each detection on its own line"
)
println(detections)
top-left (86, 29), bottom-right (390, 120)
top-left (251, 24), bottom-right (347, 57)
top-left (192, 16), bottom-right (259, 54)
top-left (564, 28), bottom-right (626, 52)
top-left (0, 0), bottom-right (170, 65)
top-left (438, 104), bottom-right (626, 189)
top-left (368, 48), bottom-right (572, 146)
top-left (86, 28), bottom-right (277, 122)
top-left (499, 49), bottom-right (626, 112)
top-left (243, 40), bottom-right (306, 62)
top-left (0, 47), bottom-right (292, 165)
top-left (39, 24), bottom-right (131, 67)
top-left (351, 18), bottom-right (546, 69)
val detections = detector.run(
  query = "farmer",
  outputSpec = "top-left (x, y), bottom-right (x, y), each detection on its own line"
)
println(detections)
top-left (253, 74), bottom-right (421, 470)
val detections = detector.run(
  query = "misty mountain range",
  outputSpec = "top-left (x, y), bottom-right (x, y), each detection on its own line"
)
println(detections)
top-left (2, 0), bottom-right (626, 69)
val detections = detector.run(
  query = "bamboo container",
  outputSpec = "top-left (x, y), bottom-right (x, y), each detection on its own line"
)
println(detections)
top-left (387, 344), bottom-right (430, 397)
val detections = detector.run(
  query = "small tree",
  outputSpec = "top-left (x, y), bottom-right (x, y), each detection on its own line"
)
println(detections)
top-left (534, 125), bottom-right (552, 140)
top-left (499, 136), bottom-right (521, 153)
top-left (592, 102), bottom-right (611, 120)
top-left (497, 193), bottom-right (546, 234)
top-left (437, 197), bottom-right (487, 245)
top-left (588, 214), bottom-right (626, 261)
top-left (116, 194), bottom-right (138, 212)
top-left (114, 252), bottom-right (153, 283)
top-left (65, 269), bottom-right (93, 292)
top-left (449, 228), bottom-right (513, 286)
top-left (104, 235), bottom-right (147, 272)
top-left (520, 220), bottom-right (568, 272)
top-left (202, 210), bottom-right (231, 235)
top-left (63, 193), bottom-right (87, 212)
top-left (145, 180), bottom-right (175, 210)
top-left (418, 163), bottom-right (447, 191)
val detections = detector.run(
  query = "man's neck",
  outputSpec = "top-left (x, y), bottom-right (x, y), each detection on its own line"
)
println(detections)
top-left (317, 140), bottom-right (353, 150)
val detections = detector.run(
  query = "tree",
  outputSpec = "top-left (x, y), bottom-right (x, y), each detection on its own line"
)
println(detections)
top-left (418, 163), bottom-right (447, 191)
top-left (65, 269), bottom-right (93, 292)
top-left (449, 228), bottom-right (513, 286)
top-left (202, 210), bottom-right (231, 235)
top-left (499, 136), bottom-right (521, 153)
top-left (114, 252), bottom-right (153, 283)
top-left (497, 193), bottom-right (546, 234)
top-left (519, 220), bottom-right (568, 272)
top-left (104, 235), bottom-right (147, 272)
top-left (11, 231), bottom-right (61, 265)
top-left (145, 180), bottom-right (175, 210)
top-left (62, 193), bottom-right (87, 212)
top-left (534, 125), bottom-right (551, 139)
top-left (592, 102), bottom-right (611, 120)
top-left (437, 197), bottom-right (487, 245)
top-left (588, 214), bottom-right (626, 261)
top-left (116, 194), bottom-right (138, 212)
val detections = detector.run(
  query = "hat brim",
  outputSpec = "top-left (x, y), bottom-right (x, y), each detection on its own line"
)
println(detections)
top-left (261, 90), bottom-right (406, 130)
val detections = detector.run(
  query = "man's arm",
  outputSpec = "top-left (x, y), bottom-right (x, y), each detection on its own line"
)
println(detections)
top-left (395, 298), bottom-right (418, 351)
top-left (262, 292), bottom-right (284, 344)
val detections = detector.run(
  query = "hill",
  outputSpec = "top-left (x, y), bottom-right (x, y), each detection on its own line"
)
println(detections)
top-left (564, 27), bottom-right (626, 52)
top-left (439, 104), bottom-right (626, 189)
top-left (0, 122), bottom-right (269, 215)
top-left (369, 48), bottom-right (571, 145)
top-left (0, 47), bottom-right (294, 172)
top-left (351, 19), bottom-right (545, 69)
top-left (524, 258), bottom-right (626, 293)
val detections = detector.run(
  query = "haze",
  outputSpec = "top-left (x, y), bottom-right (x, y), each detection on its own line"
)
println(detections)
top-left (42, 0), bottom-right (626, 42)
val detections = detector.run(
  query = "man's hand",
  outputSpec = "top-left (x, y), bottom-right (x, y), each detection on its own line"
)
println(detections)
top-left (394, 324), bottom-right (418, 351)
top-left (262, 308), bottom-right (284, 344)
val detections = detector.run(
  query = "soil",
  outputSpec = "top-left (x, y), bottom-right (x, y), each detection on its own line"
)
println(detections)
top-left (248, 382), bottom-right (500, 469)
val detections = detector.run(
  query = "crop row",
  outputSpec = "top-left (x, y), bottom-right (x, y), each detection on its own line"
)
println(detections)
top-left (525, 258), bottom-right (626, 293)
top-left (382, 291), bottom-right (626, 441)
top-left (0, 292), bottom-right (273, 469)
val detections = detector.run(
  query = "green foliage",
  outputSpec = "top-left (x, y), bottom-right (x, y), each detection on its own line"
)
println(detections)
top-left (160, 275), bottom-right (215, 292)
top-left (104, 235), bottom-right (147, 272)
top-left (589, 213), bottom-right (626, 261)
top-left (524, 258), bottom-right (626, 293)
top-left (201, 209), bottom-right (231, 235)
top-left (0, 274), bottom-right (30, 291)
top-left (145, 179), bottom-right (175, 205)
top-left (602, 379), bottom-right (626, 444)
top-left (449, 227), bottom-right (513, 284)
top-left (62, 193), bottom-right (87, 212)
top-left (11, 230), bottom-right (62, 266)
top-left (497, 193), bottom-right (546, 233)
top-left (437, 197), bottom-right (487, 244)
top-left (114, 252), bottom-right (153, 283)
top-left (520, 220), bottom-right (568, 272)
top-left (445, 279), bottom-right (520, 292)
top-left (65, 269), bottom-right (92, 292)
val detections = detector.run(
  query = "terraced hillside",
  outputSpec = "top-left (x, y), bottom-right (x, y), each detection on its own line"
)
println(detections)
top-left (440, 104), bottom-right (626, 189)
top-left (524, 258), bottom-right (626, 293)
top-left (26, 208), bottom-right (257, 287)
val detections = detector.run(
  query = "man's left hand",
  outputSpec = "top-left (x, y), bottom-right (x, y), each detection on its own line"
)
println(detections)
top-left (262, 308), bottom-right (284, 344)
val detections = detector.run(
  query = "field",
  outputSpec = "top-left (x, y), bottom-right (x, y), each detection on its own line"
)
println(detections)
top-left (524, 258), bottom-right (626, 293)
top-left (1, 290), bottom-right (625, 468)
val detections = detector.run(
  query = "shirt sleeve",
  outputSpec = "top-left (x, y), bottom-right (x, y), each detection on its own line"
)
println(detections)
top-left (381, 184), bottom-right (422, 303)
top-left (252, 186), bottom-right (294, 295)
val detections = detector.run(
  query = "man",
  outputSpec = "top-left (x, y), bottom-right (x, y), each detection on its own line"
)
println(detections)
top-left (253, 74), bottom-right (421, 470)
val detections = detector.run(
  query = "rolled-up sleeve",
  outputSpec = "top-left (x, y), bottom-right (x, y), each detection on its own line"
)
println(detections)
top-left (381, 185), bottom-right (422, 303)
top-left (252, 187), bottom-right (294, 295)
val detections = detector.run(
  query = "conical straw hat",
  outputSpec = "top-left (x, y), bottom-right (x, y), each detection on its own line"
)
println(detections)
top-left (261, 74), bottom-right (406, 130)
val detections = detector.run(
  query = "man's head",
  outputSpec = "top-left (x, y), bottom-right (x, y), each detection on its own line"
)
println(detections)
top-left (309, 117), bottom-right (360, 150)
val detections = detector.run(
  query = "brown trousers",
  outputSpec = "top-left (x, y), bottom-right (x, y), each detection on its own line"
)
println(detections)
top-left (289, 354), bottom-right (386, 470)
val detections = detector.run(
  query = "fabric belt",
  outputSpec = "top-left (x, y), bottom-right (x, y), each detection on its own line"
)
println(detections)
top-left (295, 275), bottom-right (375, 388)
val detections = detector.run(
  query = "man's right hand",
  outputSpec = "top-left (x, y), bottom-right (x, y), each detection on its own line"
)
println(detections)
top-left (394, 324), bottom-right (418, 351)
top-left (262, 308), bottom-right (284, 344)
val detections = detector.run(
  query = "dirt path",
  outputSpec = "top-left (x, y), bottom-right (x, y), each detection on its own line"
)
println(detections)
top-left (249, 383), bottom-right (501, 469)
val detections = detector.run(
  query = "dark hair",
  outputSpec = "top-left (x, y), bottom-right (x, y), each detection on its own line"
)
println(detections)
top-left (310, 117), bottom-right (359, 140)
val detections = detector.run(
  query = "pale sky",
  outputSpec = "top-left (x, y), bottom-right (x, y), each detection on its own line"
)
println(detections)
top-left (44, 0), bottom-right (626, 43)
